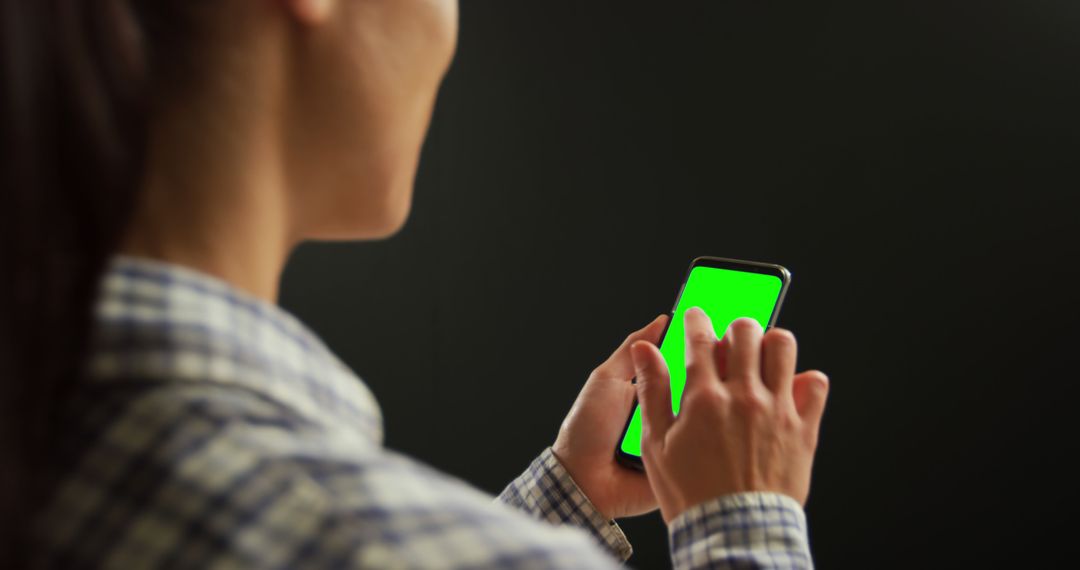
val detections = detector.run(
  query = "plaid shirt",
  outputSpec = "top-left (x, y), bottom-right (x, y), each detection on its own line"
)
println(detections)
top-left (33, 257), bottom-right (814, 569)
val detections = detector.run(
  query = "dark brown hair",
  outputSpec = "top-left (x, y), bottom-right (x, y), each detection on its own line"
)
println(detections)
top-left (0, 0), bottom-right (204, 563)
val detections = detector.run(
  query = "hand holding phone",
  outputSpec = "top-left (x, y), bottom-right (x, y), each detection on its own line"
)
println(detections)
top-left (553, 256), bottom-right (828, 524)
top-left (617, 257), bottom-right (793, 467)
top-left (551, 316), bottom-right (669, 520)
top-left (631, 309), bottom-right (829, 523)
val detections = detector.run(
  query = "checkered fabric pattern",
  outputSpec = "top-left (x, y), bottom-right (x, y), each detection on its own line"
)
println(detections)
top-left (497, 448), bottom-right (633, 560)
top-left (32, 256), bottom-right (814, 569)
top-left (669, 493), bottom-right (813, 569)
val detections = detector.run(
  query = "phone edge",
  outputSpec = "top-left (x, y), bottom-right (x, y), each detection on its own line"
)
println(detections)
top-left (613, 256), bottom-right (792, 472)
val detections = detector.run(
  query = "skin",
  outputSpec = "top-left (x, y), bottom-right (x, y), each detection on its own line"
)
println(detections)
top-left (554, 311), bottom-right (829, 521)
top-left (122, 0), bottom-right (458, 299)
top-left (552, 315), bottom-right (669, 519)
top-left (630, 310), bottom-right (830, 523)
top-left (120, 0), bottom-right (829, 526)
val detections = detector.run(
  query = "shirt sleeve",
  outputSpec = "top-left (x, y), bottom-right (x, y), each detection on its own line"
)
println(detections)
top-left (281, 444), bottom-right (629, 569)
top-left (496, 447), bottom-right (633, 561)
top-left (668, 492), bottom-right (815, 570)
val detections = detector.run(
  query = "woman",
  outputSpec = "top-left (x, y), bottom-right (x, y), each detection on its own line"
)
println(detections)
top-left (0, 1), bottom-right (830, 568)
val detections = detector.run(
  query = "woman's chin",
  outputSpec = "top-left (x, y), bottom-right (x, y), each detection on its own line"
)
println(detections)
top-left (308, 194), bottom-right (414, 242)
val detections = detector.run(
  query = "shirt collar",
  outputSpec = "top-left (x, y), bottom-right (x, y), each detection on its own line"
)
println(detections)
top-left (87, 255), bottom-right (384, 444)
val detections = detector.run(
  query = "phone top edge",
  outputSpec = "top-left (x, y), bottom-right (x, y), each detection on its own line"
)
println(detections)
top-left (689, 256), bottom-right (791, 284)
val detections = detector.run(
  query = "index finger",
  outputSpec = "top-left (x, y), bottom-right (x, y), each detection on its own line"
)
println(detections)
top-left (682, 307), bottom-right (724, 400)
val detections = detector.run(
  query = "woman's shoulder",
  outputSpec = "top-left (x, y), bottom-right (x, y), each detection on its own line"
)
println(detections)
top-left (35, 379), bottom-right (371, 564)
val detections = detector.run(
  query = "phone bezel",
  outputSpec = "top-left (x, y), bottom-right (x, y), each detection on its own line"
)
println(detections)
top-left (614, 256), bottom-right (792, 471)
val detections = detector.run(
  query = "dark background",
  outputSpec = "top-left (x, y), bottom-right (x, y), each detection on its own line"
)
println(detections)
top-left (280, 1), bottom-right (1079, 567)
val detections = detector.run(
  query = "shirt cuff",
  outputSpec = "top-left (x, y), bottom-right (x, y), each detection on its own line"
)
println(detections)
top-left (496, 447), bottom-right (633, 561)
top-left (668, 492), bottom-right (813, 570)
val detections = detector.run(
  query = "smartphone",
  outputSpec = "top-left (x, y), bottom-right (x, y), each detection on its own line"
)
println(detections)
top-left (615, 256), bottom-right (791, 470)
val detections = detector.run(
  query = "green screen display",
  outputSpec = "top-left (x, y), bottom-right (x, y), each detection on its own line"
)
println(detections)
top-left (619, 265), bottom-right (784, 457)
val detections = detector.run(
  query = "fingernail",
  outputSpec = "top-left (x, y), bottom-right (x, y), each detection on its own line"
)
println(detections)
top-left (686, 306), bottom-right (706, 318)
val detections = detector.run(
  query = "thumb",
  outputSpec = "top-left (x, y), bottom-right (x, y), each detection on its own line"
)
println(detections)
top-left (631, 341), bottom-right (674, 448)
top-left (793, 370), bottom-right (829, 439)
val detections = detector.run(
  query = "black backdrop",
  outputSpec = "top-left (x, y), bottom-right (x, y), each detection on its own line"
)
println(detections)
top-left (280, 1), bottom-right (1079, 567)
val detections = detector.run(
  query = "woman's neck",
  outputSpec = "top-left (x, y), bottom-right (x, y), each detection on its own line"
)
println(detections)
top-left (119, 61), bottom-right (293, 302)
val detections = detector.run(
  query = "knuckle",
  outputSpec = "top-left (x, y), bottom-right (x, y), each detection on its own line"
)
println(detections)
top-left (778, 409), bottom-right (801, 432)
top-left (733, 389), bottom-right (769, 414)
top-left (709, 386), bottom-right (732, 405)
top-left (726, 370), bottom-right (758, 385)
top-left (686, 387), bottom-right (729, 414)
top-left (685, 359), bottom-right (716, 381)
top-left (686, 329), bottom-right (716, 346)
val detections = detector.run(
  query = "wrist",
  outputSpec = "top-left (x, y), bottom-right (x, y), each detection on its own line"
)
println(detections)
top-left (549, 446), bottom-right (613, 520)
top-left (668, 490), bottom-right (805, 527)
